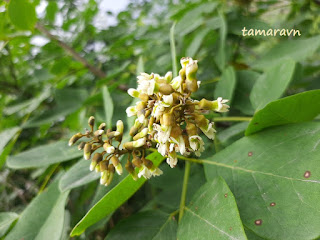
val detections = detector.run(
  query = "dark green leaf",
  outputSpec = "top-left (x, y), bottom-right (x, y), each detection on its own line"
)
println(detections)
top-left (214, 66), bottom-right (236, 103)
top-left (215, 12), bottom-right (227, 71)
top-left (250, 60), bottom-right (296, 110)
top-left (8, 0), bottom-right (36, 30)
top-left (186, 28), bottom-right (210, 58)
top-left (59, 159), bottom-right (100, 191)
top-left (102, 86), bottom-right (113, 129)
top-left (105, 210), bottom-right (177, 240)
top-left (6, 181), bottom-right (69, 240)
top-left (178, 177), bottom-right (247, 240)
top-left (205, 122), bottom-right (320, 240)
top-left (246, 89), bottom-right (320, 135)
top-left (217, 122), bottom-right (249, 147)
top-left (0, 212), bottom-right (19, 237)
top-left (70, 152), bottom-right (164, 236)
top-left (7, 140), bottom-right (82, 169)
top-left (233, 70), bottom-right (260, 115)
top-left (253, 35), bottom-right (320, 69)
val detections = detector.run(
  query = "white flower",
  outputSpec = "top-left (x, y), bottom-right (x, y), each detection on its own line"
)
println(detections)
top-left (199, 121), bottom-right (216, 140)
top-left (162, 94), bottom-right (173, 107)
top-left (170, 76), bottom-right (183, 92)
top-left (216, 97), bottom-right (229, 112)
top-left (157, 142), bottom-right (169, 156)
top-left (170, 135), bottom-right (186, 155)
top-left (151, 167), bottom-right (163, 176)
top-left (137, 73), bottom-right (155, 95)
top-left (126, 106), bottom-right (137, 117)
top-left (138, 113), bottom-right (145, 123)
top-left (153, 124), bottom-right (172, 144)
top-left (189, 135), bottom-right (205, 156)
top-left (151, 101), bottom-right (165, 120)
top-left (106, 145), bottom-right (115, 154)
top-left (138, 165), bottom-right (152, 179)
top-left (127, 88), bottom-right (140, 98)
top-left (165, 71), bottom-right (172, 82)
top-left (197, 81), bottom-right (201, 88)
top-left (167, 151), bottom-right (178, 168)
top-left (133, 137), bottom-right (146, 148)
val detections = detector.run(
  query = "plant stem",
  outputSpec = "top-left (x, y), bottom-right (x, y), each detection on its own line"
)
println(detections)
top-left (178, 161), bottom-right (191, 223)
top-left (38, 163), bottom-right (59, 194)
top-left (213, 116), bottom-right (252, 122)
top-left (170, 22), bottom-right (178, 77)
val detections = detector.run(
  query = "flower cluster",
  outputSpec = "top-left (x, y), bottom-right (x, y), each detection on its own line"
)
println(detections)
top-left (126, 57), bottom-right (229, 168)
top-left (68, 57), bottom-right (229, 186)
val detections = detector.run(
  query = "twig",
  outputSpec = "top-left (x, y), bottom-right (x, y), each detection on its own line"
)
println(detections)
top-left (35, 23), bottom-right (106, 79)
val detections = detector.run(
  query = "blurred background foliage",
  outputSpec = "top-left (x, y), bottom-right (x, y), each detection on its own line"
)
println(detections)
top-left (0, 0), bottom-right (320, 239)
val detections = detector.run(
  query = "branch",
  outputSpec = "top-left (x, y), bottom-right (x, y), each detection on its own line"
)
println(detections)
top-left (35, 23), bottom-right (106, 79)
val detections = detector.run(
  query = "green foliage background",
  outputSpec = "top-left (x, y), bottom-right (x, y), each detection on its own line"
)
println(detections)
top-left (0, 0), bottom-right (320, 239)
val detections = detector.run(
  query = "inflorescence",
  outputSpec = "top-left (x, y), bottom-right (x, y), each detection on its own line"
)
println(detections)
top-left (68, 57), bottom-right (229, 186)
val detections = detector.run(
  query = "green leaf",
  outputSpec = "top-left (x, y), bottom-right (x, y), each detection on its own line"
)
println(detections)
top-left (8, 0), bottom-right (36, 30)
top-left (105, 210), bottom-right (177, 240)
top-left (228, 18), bottom-right (271, 36)
top-left (214, 66), bottom-right (236, 103)
top-left (70, 152), bottom-right (164, 236)
top-left (186, 28), bottom-right (210, 58)
top-left (250, 59), bottom-right (296, 110)
top-left (175, 2), bottom-right (218, 37)
top-left (102, 86), bottom-right (113, 129)
top-left (215, 12), bottom-right (227, 71)
top-left (178, 177), bottom-right (247, 240)
top-left (0, 212), bottom-right (19, 237)
top-left (0, 127), bottom-right (20, 156)
top-left (24, 88), bottom-right (87, 128)
top-left (6, 180), bottom-right (69, 240)
top-left (204, 122), bottom-right (320, 240)
top-left (246, 89), bottom-right (320, 135)
top-left (252, 35), bottom-right (320, 69)
top-left (59, 159), bottom-right (100, 191)
top-left (7, 140), bottom-right (82, 169)
top-left (233, 70), bottom-right (260, 115)
top-left (217, 122), bottom-right (249, 147)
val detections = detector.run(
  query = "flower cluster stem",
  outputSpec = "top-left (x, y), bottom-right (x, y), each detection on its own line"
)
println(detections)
top-left (213, 116), bottom-right (252, 122)
top-left (178, 161), bottom-right (191, 223)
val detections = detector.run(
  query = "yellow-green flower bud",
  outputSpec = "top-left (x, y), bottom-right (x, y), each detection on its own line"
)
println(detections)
top-left (133, 128), bottom-right (148, 140)
top-left (159, 83), bottom-right (174, 95)
top-left (94, 129), bottom-right (104, 137)
top-left (139, 93), bottom-right (149, 102)
top-left (103, 142), bottom-right (115, 154)
top-left (143, 158), bottom-right (153, 169)
top-left (186, 60), bottom-right (198, 81)
top-left (78, 141), bottom-right (86, 150)
top-left (161, 112), bottom-right (175, 127)
top-left (90, 152), bottom-right (103, 171)
top-left (165, 71), bottom-right (172, 83)
top-left (125, 161), bottom-right (138, 181)
top-left (68, 133), bottom-right (83, 146)
top-left (100, 161), bottom-right (109, 172)
top-left (186, 122), bottom-right (198, 136)
top-left (107, 131), bottom-right (120, 139)
top-left (185, 79), bottom-right (198, 93)
top-left (132, 156), bottom-right (143, 168)
top-left (98, 123), bottom-right (106, 130)
top-left (128, 88), bottom-right (140, 98)
top-left (83, 143), bottom-right (92, 160)
top-left (194, 114), bottom-right (207, 128)
top-left (111, 156), bottom-right (122, 175)
top-left (88, 116), bottom-right (95, 129)
top-left (105, 164), bottom-right (115, 186)
top-left (116, 120), bottom-right (124, 135)
top-left (198, 98), bottom-right (215, 110)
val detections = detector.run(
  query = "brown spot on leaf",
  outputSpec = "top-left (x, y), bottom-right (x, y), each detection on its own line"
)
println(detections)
top-left (172, 216), bottom-right (176, 220)
top-left (195, 206), bottom-right (198, 211)
top-left (304, 171), bottom-right (311, 178)
top-left (248, 152), bottom-right (253, 157)
top-left (229, 227), bottom-right (232, 231)
top-left (234, 160), bottom-right (237, 163)
top-left (270, 202), bottom-right (276, 207)
top-left (254, 122), bottom-right (259, 125)
top-left (224, 193), bottom-right (228, 198)
top-left (255, 219), bottom-right (262, 226)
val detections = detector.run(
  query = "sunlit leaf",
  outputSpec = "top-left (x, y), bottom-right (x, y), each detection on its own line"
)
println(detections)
top-left (105, 210), bottom-right (177, 240)
top-left (8, 0), bottom-right (36, 30)
top-left (6, 180), bottom-right (69, 240)
top-left (7, 140), bottom-right (82, 169)
top-left (205, 122), bottom-right (320, 240)
top-left (0, 212), bottom-right (19, 237)
top-left (246, 89), bottom-right (320, 135)
top-left (178, 177), bottom-right (247, 240)
top-left (250, 59), bottom-right (296, 110)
